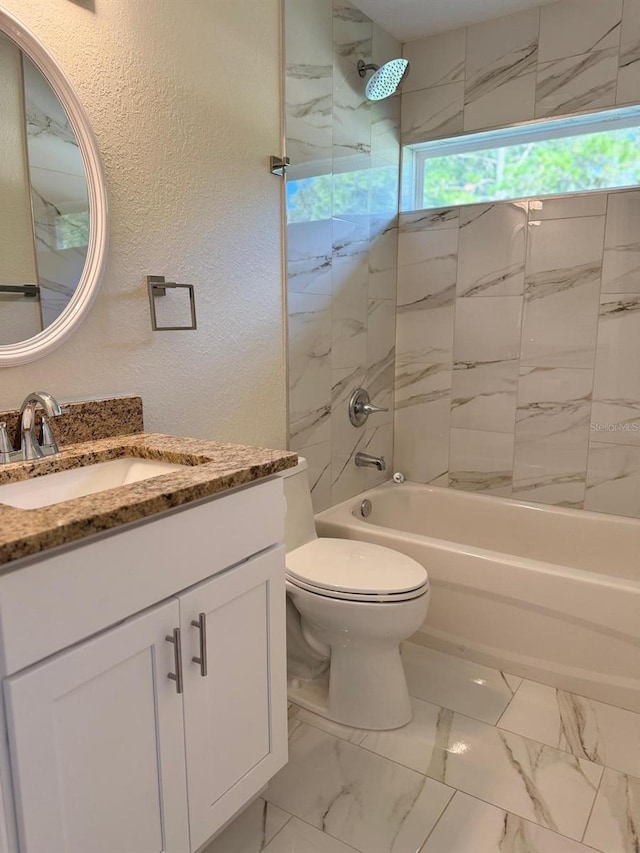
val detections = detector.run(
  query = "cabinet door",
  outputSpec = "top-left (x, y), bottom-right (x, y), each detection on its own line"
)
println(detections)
top-left (179, 546), bottom-right (288, 851)
top-left (4, 600), bottom-right (190, 853)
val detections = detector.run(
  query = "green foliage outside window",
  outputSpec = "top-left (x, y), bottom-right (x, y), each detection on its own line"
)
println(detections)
top-left (287, 163), bottom-right (399, 223)
top-left (55, 211), bottom-right (90, 251)
top-left (421, 127), bottom-right (640, 209)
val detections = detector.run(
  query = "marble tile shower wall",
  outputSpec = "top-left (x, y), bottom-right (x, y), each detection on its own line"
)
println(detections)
top-left (395, 191), bottom-right (640, 517)
top-left (285, 0), bottom-right (401, 512)
top-left (394, 0), bottom-right (640, 517)
top-left (400, 0), bottom-right (639, 141)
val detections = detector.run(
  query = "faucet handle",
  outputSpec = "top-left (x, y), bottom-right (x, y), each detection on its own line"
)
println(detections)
top-left (349, 388), bottom-right (389, 427)
top-left (360, 400), bottom-right (388, 416)
top-left (0, 423), bottom-right (23, 465)
top-left (0, 423), bottom-right (13, 463)
top-left (40, 416), bottom-right (60, 456)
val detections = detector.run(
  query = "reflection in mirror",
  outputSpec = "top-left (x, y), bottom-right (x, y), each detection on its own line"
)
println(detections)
top-left (0, 33), bottom-right (38, 344)
top-left (0, 32), bottom-right (89, 346)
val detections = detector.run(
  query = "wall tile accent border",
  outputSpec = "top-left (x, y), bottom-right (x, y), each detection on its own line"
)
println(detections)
top-left (395, 190), bottom-right (640, 517)
top-left (401, 0), bottom-right (632, 141)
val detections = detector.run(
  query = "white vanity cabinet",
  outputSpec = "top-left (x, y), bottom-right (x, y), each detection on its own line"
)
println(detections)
top-left (4, 599), bottom-right (191, 853)
top-left (0, 477), bottom-right (288, 853)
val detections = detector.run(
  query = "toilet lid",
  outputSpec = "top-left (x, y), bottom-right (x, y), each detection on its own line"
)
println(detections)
top-left (286, 538), bottom-right (428, 597)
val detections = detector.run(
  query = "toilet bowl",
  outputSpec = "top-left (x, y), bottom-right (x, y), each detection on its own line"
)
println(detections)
top-left (278, 459), bottom-right (430, 730)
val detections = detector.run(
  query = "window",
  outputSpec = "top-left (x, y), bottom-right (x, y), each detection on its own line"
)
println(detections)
top-left (287, 163), bottom-right (399, 224)
top-left (403, 105), bottom-right (640, 212)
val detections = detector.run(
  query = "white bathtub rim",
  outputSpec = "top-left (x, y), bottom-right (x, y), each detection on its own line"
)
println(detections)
top-left (315, 494), bottom-right (640, 642)
top-left (316, 483), bottom-right (640, 585)
top-left (319, 510), bottom-right (640, 599)
top-left (350, 478), bottom-right (640, 530)
top-left (317, 519), bottom-right (640, 643)
top-left (316, 480), bottom-right (640, 584)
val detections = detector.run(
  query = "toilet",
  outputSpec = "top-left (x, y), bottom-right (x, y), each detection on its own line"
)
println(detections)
top-left (278, 458), bottom-right (430, 730)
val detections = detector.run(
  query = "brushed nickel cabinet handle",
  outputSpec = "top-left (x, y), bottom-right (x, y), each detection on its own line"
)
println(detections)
top-left (165, 628), bottom-right (183, 694)
top-left (191, 613), bottom-right (208, 677)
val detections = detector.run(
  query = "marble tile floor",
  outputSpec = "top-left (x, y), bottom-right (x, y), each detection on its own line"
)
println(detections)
top-left (205, 642), bottom-right (639, 853)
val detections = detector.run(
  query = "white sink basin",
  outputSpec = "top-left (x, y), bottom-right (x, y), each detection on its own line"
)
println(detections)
top-left (0, 457), bottom-right (189, 509)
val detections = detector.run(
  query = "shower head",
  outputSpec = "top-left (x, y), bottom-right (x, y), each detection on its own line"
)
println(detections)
top-left (357, 58), bottom-right (410, 101)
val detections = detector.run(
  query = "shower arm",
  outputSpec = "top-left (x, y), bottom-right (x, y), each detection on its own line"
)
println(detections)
top-left (357, 60), bottom-right (379, 78)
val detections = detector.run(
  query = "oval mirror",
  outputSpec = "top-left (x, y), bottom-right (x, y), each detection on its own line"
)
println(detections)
top-left (0, 9), bottom-right (108, 366)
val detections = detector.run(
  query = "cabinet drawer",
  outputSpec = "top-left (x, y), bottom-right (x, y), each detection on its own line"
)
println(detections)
top-left (0, 478), bottom-right (284, 676)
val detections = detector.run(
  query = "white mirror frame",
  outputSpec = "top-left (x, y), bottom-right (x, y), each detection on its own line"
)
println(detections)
top-left (0, 8), bottom-right (108, 367)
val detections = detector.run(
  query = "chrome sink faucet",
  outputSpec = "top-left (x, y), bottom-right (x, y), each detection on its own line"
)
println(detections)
top-left (19, 391), bottom-right (64, 459)
top-left (355, 452), bottom-right (386, 471)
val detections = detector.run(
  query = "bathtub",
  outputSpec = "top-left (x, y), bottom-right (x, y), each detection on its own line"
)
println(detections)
top-left (315, 481), bottom-right (640, 713)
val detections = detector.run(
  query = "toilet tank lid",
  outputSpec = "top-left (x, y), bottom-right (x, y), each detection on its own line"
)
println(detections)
top-left (286, 538), bottom-right (428, 595)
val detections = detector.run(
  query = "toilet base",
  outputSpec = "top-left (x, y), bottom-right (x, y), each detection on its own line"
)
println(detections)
top-left (287, 643), bottom-right (414, 731)
top-left (288, 672), bottom-right (331, 719)
top-left (286, 584), bottom-right (429, 731)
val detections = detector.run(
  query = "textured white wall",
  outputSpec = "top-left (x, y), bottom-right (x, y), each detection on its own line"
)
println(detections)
top-left (0, 0), bottom-right (287, 448)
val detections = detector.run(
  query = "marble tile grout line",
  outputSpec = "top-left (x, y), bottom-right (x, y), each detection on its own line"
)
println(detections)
top-left (290, 696), bottom-right (607, 793)
top-left (583, 190), bottom-right (611, 495)
top-left (268, 811), bottom-right (365, 853)
top-left (580, 764), bottom-right (607, 846)
top-left (444, 226), bottom-right (461, 487)
top-left (492, 685), bottom-right (640, 783)
top-left (432, 790), bottom-right (605, 853)
top-left (494, 672), bottom-right (527, 728)
top-left (502, 670), bottom-right (640, 716)
top-left (285, 708), bottom-right (607, 853)
top-left (415, 787), bottom-right (456, 852)
top-left (264, 809), bottom-right (294, 850)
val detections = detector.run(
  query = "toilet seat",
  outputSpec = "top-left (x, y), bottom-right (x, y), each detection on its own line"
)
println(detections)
top-left (286, 538), bottom-right (429, 603)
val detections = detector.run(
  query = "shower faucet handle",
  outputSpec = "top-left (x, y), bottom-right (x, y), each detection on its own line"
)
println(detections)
top-left (349, 388), bottom-right (389, 427)
top-left (361, 400), bottom-right (388, 416)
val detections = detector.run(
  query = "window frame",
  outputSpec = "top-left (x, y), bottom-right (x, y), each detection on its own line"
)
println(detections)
top-left (404, 104), bottom-right (640, 213)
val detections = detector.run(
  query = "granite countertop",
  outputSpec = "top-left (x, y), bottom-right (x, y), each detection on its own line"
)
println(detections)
top-left (0, 433), bottom-right (297, 571)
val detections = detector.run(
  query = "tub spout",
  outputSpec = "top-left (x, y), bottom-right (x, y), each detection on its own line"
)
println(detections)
top-left (355, 452), bottom-right (386, 471)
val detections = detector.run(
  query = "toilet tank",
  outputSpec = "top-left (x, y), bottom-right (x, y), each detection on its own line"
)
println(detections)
top-left (278, 458), bottom-right (318, 552)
